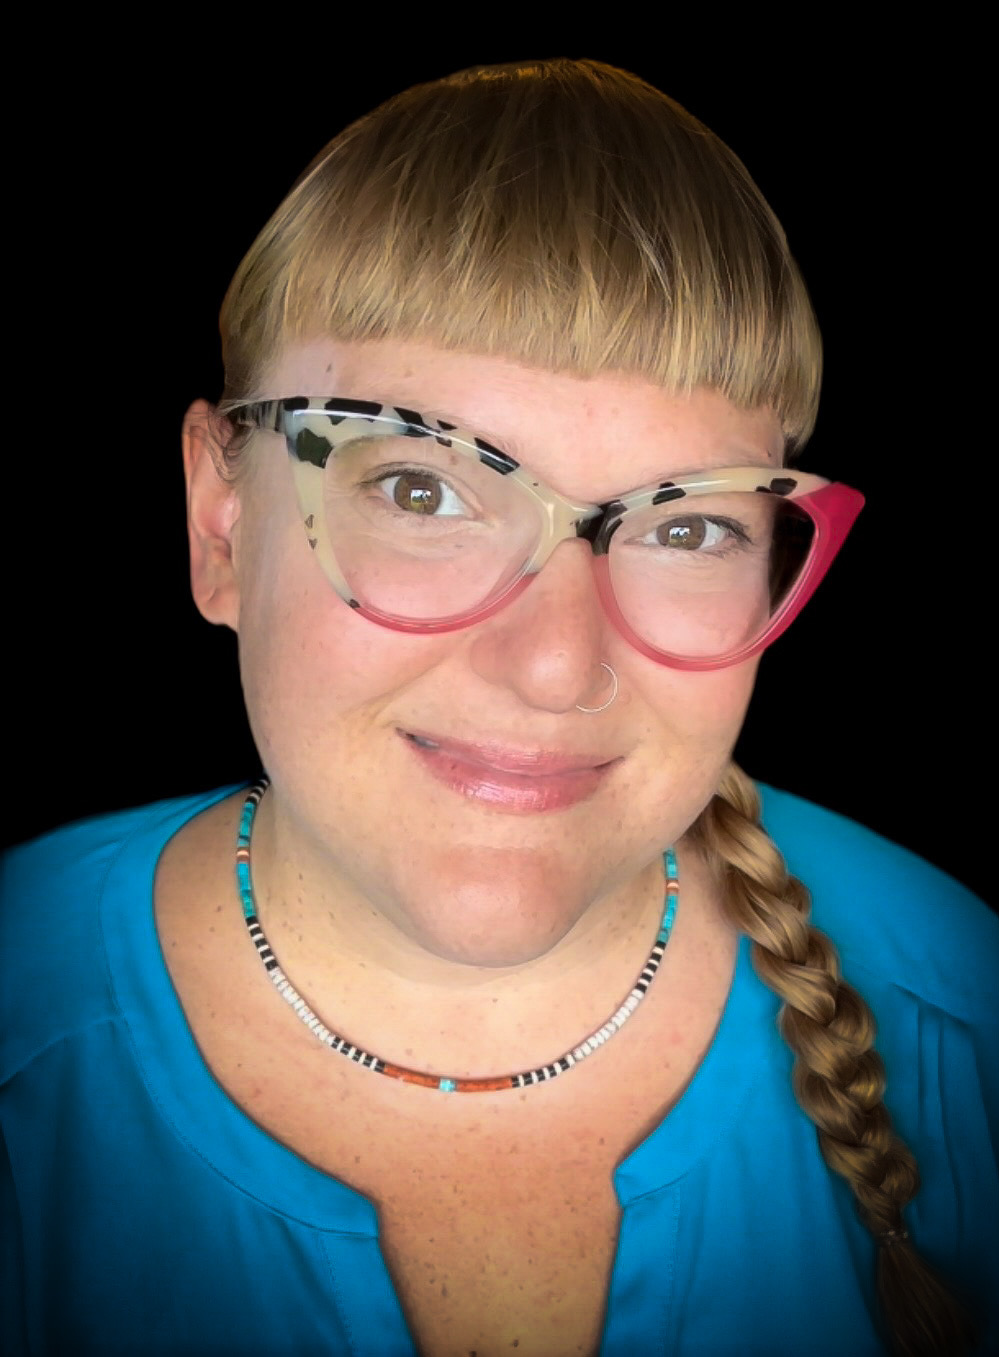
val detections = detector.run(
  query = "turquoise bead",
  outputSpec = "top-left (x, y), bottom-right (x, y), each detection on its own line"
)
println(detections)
top-left (438, 1078), bottom-right (456, 1093)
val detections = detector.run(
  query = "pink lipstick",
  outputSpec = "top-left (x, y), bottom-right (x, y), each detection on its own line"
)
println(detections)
top-left (399, 729), bottom-right (619, 812)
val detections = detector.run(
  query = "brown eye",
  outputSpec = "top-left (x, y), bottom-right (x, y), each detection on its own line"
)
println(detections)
top-left (365, 465), bottom-right (470, 519)
top-left (393, 472), bottom-right (443, 514)
top-left (658, 517), bottom-right (708, 549)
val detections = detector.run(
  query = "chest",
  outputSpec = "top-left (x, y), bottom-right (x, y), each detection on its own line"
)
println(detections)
top-left (368, 1141), bottom-right (621, 1356)
top-left (152, 803), bottom-right (735, 1353)
top-left (187, 1007), bottom-right (676, 1355)
top-left (229, 1041), bottom-right (648, 1355)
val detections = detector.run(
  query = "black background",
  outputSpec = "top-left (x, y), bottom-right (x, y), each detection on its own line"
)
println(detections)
top-left (6, 33), bottom-right (989, 903)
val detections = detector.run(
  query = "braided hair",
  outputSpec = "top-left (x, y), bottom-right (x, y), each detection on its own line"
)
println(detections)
top-left (693, 763), bottom-right (977, 1356)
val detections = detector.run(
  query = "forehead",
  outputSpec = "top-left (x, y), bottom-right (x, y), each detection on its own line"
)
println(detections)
top-left (261, 338), bottom-right (784, 496)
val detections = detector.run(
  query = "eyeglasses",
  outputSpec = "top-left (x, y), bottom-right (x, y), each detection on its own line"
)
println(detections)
top-left (225, 397), bottom-right (864, 671)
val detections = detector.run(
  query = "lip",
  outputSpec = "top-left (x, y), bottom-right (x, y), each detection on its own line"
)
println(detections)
top-left (398, 729), bottom-right (621, 812)
top-left (402, 728), bottom-right (618, 774)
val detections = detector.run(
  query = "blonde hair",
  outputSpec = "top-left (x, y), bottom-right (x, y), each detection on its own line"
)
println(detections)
top-left (219, 58), bottom-right (818, 453)
top-left (217, 58), bottom-right (974, 1354)
top-left (696, 766), bottom-right (976, 1355)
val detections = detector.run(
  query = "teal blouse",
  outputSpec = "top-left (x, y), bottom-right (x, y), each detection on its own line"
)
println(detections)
top-left (2, 784), bottom-right (996, 1354)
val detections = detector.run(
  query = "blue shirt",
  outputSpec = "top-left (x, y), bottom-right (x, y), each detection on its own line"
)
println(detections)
top-left (2, 783), bottom-right (997, 1355)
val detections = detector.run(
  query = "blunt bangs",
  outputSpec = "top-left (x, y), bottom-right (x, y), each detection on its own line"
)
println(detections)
top-left (219, 59), bottom-right (821, 453)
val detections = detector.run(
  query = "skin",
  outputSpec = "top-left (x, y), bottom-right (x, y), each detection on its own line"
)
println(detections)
top-left (182, 336), bottom-right (783, 1075)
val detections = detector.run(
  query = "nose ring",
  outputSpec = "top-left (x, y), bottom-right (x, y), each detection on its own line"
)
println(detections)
top-left (576, 663), bottom-right (619, 714)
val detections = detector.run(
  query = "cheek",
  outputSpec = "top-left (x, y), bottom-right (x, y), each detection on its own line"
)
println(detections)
top-left (637, 652), bottom-right (758, 732)
top-left (627, 658), bottom-right (760, 801)
top-left (234, 530), bottom-right (451, 774)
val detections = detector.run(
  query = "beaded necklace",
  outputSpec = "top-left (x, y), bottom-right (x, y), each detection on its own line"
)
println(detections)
top-left (237, 779), bottom-right (679, 1093)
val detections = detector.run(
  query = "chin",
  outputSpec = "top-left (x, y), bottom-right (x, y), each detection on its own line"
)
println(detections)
top-left (404, 903), bottom-right (573, 970)
top-left (416, 930), bottom-right (564, 970)
top-left (392, 852), bottom-right (579, 969)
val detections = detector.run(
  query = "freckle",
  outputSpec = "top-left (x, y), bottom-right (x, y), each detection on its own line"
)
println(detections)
top-left (354, 1155), bottom-right (361, 1164)
top-left (441, 1284), bottom-right (448, 1298)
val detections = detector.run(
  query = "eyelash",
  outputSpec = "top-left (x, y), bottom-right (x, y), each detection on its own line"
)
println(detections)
top-left (358, 465), bottom-right (475, 516)
top-left (618, 514), bottom-right (751, 551)
top-left (353, 453), bottom-right (758, 556)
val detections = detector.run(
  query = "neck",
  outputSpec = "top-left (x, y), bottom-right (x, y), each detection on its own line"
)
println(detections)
top-left (240, 782), bottom-right (727, 1081)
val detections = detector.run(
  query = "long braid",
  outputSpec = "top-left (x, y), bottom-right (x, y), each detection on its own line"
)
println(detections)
top-left (692, 762), bottom-right (977, 1356)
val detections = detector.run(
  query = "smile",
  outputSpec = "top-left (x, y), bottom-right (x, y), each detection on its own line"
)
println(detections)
top-left (398, 729), bottom-right (620, 812)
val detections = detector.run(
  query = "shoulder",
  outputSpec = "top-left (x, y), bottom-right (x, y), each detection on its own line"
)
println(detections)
top-left (0, 785), bottom-right (241, 916)
top-left (0, 785), bottom-right (242, 1080)
top-left (757, 781), bottom-right (997, 1019)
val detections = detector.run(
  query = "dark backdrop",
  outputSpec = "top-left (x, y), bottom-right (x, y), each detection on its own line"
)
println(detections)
top-left (6, 36), bottom-right (988, 903)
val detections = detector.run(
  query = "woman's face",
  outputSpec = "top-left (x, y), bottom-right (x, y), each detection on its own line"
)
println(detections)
top-left (189, 338), bottom-right (783, 967)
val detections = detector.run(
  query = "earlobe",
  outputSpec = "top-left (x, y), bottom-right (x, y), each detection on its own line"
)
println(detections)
top-left (182, 399), bottom-right (242, 631)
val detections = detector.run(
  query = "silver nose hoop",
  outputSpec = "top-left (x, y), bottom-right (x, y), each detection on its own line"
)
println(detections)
top-left (575, 663), bottom-right (618, 714)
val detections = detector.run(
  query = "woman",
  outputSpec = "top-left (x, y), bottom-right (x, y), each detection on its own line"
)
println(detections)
top-left (2, 58), bottom-right (995, 1356)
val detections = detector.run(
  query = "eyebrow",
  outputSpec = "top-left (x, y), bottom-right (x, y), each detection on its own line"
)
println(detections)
top-left (311, 394), bottom-right (780, 495)
top-left (411, 401), bottom-right (525, 462)
top-left (431, 410), bottom-right (780, 493)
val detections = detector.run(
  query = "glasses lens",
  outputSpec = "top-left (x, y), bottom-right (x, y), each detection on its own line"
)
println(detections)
top-left (322, 431), bottom-right (543, 621)
top-left (606, 492), bottom-right (815, 660)
top-left (300, 411), bottom-right (818, 660)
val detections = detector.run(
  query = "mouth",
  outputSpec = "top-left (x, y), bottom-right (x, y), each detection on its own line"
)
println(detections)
top-left (402, 729), bottom-right (618, 774)
top-left (398, 728), bottom-right (621, 812)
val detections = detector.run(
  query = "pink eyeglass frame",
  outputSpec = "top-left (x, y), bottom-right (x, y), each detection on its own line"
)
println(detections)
top-left (228, 397), bottom-right (866, 672)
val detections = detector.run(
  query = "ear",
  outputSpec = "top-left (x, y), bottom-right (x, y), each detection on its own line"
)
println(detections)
top-left (182, 399), bottom-right (242, 630)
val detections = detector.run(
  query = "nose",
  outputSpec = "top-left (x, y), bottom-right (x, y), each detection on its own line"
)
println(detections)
top-left (467, 539), bottom-right (613, 714)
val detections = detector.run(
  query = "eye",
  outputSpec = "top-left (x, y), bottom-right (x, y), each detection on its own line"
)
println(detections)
top-left (649, 516), bottom-right (738, 550)
top-left (376, 469), bottom-right (469, 516)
